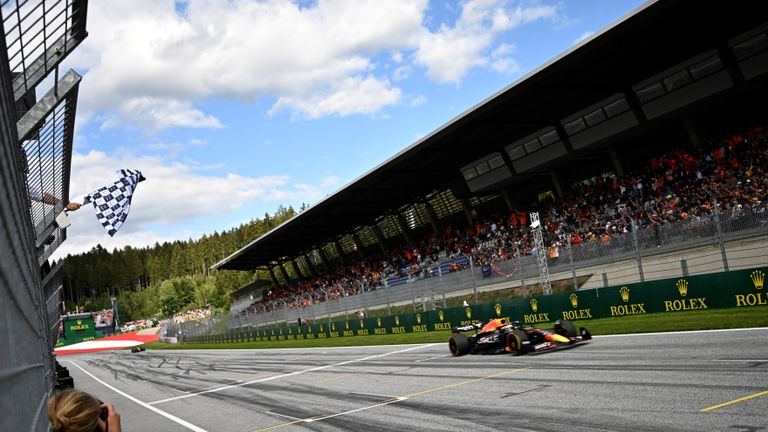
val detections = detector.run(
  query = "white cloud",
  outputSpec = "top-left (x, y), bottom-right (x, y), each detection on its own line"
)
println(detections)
top-left (144, 138), bottom-right (207, 158)
top-left (68, 0), bottom-right (427, 129)
top-left (62, 0), bottom-right (559, 131)
top-left (320, 175), bottom-right (341, 189)
top-left (408, 94), bottom-right (428, 106)
top-left (54, 150), bottom-right (334, 257)
top-left (269, 75), bottom-right (401, 118)
top-left (414, 0), bottom-right (556, 83)
top-left (490, 43), bottom-right (521, 74)
top-left (393, 65), bottom-right (412, 81)
top-left (100, 98), bottom-right (223, 132)
top-left (573, 31), bottom-right (594, 45)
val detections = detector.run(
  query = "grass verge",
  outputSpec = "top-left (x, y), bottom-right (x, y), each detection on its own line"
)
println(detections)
top-left (145, 305), bottom-right (768, 350)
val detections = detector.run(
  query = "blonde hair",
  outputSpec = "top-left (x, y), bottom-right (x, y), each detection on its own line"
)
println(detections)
top-left (48, 389), bottom-right (101, 432)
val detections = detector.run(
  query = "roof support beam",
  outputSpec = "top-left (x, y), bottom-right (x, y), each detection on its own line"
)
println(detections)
top-left (318, 248), bottom-right (331, 271)
top-left (351, 233), bottom-right (365, 258)
top-left (554, 123), bottom-right (574, 154)
top-left (395, 213), bottom-right (411, 243)
top-left (608, 148), bottom-right (625, 176)
top-left (268, 268), bottom-right (280, 287)
top-left (291, 259), bottom-right (304, 279)
top-left (623, 88), bottom-right (647, 124)
top-left (459, 198), bottom-right (475, 226)
top-left (334, 241), bottom-right (346, 264)
top-left (305, 254), bottom-right (319, 277)
top-left (500, 189), bottom-right (517, 211)
top-left (371, 225), bottom-right (387, 255)
top-left (717, 43), bottom-right (746, 86)
top-left (424, 201), bottom-right (441, 233)
top-left (549, 170), bottom-right (564, 198)
top-left (279, 263), bottom-right (292, 284)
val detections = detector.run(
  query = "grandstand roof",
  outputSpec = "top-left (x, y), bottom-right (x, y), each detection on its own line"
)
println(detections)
top-left (215, 0), bottom-right (768, 271)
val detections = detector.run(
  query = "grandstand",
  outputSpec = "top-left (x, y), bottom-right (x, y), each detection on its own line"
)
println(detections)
top-left (211, 2), bottom-right (768, 332)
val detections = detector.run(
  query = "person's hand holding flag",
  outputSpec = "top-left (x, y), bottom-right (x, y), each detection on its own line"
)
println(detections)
top-left (82, 169), bottom-right (145, 236)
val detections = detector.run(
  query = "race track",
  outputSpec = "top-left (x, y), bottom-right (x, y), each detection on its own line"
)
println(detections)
top-left (64, 327), bottom-right (768, 432)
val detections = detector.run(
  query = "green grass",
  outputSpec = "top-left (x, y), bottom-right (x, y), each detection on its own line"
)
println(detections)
top-left (145, 305), bottom-right (768, 350)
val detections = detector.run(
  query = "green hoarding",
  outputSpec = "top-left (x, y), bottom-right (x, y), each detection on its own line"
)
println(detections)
top-left (186, 266), bottom-right (766, 344)
top-left (61, 315), bottom-right (96, 344)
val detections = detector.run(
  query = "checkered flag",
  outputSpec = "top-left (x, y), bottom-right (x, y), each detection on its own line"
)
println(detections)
top-left (83, 169), bottom-right (146, 236)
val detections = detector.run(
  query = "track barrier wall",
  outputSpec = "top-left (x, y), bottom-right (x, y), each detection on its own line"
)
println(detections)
top-left (217, 205), bottom-right (768, 334)
top-left (185, 266), bottom-right (766, 343)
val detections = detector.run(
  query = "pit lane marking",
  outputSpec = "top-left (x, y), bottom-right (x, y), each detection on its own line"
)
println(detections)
top-left (250, 366), bottom-right (532, 431)
top-left (700, 390), bottom-right (768, 412)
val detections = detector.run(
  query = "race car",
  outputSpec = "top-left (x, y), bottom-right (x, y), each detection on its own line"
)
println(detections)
top-left (448, 318), bottom-right (591, 356)
top-left (130, 345), bottom-right (146, 353)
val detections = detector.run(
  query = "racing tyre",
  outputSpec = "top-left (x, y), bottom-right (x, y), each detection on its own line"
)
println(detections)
top-left (449, 333), bottom-right (471, 357)
top-left (580, 327), bottom-right (592, 340)
top-left (507, 329), bottom-right (529, 356)
top-left (554, 320), bottom-right (577, 338)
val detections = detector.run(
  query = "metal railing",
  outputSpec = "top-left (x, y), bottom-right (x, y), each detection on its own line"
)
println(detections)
top-left (19, 68), bottom-right (80, 265)
top-left (173, 203), bottom-right (768, 338)
top-left (2, 0), bottom-right (88, 103)
top-left (0, 1), bottom-right (87, 430)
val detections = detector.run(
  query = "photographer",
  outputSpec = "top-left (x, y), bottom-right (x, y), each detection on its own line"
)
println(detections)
top-left (48, 389), bottom-right (122, 432)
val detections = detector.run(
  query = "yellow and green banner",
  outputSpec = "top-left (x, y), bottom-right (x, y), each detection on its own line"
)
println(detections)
top-left (188, 266), bottom-right (766, 343)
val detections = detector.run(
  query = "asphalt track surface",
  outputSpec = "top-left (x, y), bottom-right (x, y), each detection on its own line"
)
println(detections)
top-left (64, 328), bottom-right (768, 432)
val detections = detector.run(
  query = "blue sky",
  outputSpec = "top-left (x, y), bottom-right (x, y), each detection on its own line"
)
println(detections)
top-left (53, 0), bottom-right (646, 259)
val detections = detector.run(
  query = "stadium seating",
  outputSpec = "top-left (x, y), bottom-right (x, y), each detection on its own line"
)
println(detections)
top-left (237, 125), bottom-right (768, 317)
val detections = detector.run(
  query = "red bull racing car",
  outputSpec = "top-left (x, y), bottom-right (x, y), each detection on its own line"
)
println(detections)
top-left (448, 318), bottom-right (591, 356)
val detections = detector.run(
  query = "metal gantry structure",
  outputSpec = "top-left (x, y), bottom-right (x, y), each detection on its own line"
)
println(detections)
top-left (530, 212), bottom-right (552, 295)
top-left (0, 1), bottom-right (87, 430)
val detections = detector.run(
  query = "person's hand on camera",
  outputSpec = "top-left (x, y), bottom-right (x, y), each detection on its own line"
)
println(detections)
top-left (97, 403), bottom-right (121, 432)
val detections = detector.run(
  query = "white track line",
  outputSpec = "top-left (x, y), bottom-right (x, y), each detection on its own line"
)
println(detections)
top-left (169, 343), bottom-right (427, 353)
top-left (148, 343), bottom-right (437, 405)
top-left (304, 397), bottom-right (408, 422)
top-left (414, 354), bottom-right (449, 363)
top-left (594, 327), bottom-right (768, 338)
top-left (67, 361), bottom-right (209, 432)
top-left (266, 411), bottom-right (305, 421)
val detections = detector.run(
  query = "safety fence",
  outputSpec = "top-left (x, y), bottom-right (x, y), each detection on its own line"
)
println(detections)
top-left (185, 204), bottom-right (768, 335)
top-left (0, 1), bottom-right (88, 431)
top-left (0, 26), bottom-right (52, 432)
top-left (182, 266), bottom-right (767, 343)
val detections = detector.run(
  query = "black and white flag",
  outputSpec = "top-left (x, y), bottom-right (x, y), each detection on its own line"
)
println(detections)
top-left (83, 169), bottom-right (146, 236)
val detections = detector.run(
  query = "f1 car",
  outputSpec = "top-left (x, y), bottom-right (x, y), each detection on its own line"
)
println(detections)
top-left (448, 318), bottom-right (591, 356)
top-left (131, 345), bottom-right (146, 353)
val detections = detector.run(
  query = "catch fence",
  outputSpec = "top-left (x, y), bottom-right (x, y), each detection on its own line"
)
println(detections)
top-left (0, 1), bottom-right (87, 430)
top-left (176, 204), bottom-right (768, 339)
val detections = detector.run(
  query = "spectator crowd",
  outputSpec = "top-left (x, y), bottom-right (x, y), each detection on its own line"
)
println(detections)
top-left (235, 125), bottom-right (768, 318)
top-left (173, 308), bottom-right (212, 324)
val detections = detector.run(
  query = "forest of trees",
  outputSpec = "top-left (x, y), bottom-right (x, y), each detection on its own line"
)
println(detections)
top-left (60, 205), bottom-right (302, 322)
